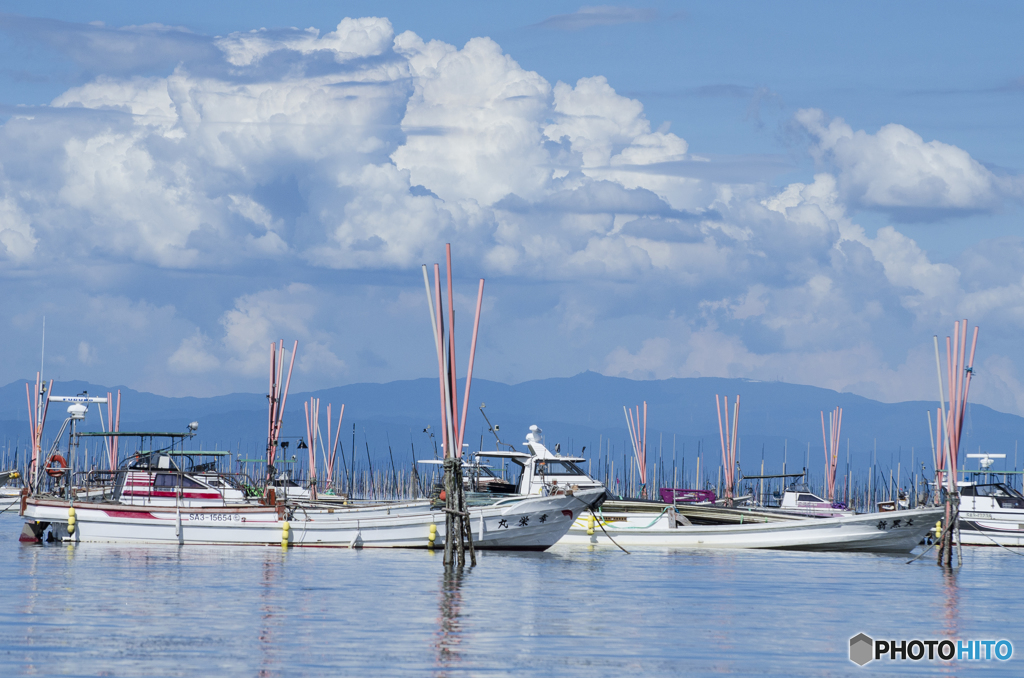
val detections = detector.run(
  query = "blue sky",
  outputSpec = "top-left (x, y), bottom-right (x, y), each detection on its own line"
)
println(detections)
top-left (0, 2), bottom-right (1023, 415)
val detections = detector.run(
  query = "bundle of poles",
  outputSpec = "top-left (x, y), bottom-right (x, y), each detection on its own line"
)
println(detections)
top-left (931, 319), bottom-right (979, 567)
top-left (25, 373), bottom-right (51, 486)
top-left (623, 402), bottom-right (647, 498)
top-left (266, 340), bottom-right (297, 494)
top-left (715, 394), bottom-right (740, 504)
top-left (422, 244), bottom-right (484, 567)
top-left (303, 398), bottom-right (345, 498)
top-left (105, 391), bottom-right (122, 472)
top-left (821, 406), bottom-right (842, 502)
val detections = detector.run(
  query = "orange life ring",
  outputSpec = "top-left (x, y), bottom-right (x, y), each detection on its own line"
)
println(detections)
top-left (46, 454), bottom-right (68, 477)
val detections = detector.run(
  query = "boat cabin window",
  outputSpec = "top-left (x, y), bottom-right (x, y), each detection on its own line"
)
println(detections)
top-left (797, 493), bottom-right (825, 503)
top-left (154, 473), bottom-right (205, 489)
top-left (534, 460), bottom-right (585, 476)
top-left (470, 466), bottom-right (499, 479)
top-left (962, 483), bottom-right (1024, 508)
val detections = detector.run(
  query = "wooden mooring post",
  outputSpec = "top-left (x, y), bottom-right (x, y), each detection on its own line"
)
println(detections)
top-left (443, 458), bottom-right (476, 567)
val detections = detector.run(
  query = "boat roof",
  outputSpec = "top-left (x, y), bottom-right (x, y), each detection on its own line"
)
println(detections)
top-left (475, 450), bottom-right (532, 459)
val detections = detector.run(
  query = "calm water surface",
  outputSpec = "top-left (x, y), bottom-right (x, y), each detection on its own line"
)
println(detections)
top-left (0, 514), bottom-right (1020, 676)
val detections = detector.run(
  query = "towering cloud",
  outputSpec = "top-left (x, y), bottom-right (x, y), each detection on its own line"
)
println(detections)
top-left (0, 16), bottom-right (1022, 413)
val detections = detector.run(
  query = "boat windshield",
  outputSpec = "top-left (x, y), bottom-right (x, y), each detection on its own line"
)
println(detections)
top-left (962, 483), bottom-right (1024, 508)
top-left (154, 473), bottom-right (206, 489)
top-left (534, 460), bottom-right (586, 476)
top-left (470, 466), bottom-right (499, 479)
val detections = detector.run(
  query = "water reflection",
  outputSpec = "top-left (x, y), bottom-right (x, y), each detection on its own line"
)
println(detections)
top-left (3, 517), bottom-right (1024, 677)
top-left (258, 553), bottom-right (284, 678)
top-left (941, 566), bottom-right (959, 640)
top-left (435, 566), bottom-right (468, 676)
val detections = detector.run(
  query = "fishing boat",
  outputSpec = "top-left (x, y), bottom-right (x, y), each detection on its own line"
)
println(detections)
top-left (22, 482), bottom-right (602, 550)
top-left (18, 392), bottom-right (603, 549)
top-left (471, 422), bottom-right (937, 551)
top-left (562, 500), bottom-right (942, 552)
top-left (1, 470), bottom-right (23, 510)
top-left (752, 482), bottom-right (855, 519)
top-left (954, 454), bottom-right (1024, 547)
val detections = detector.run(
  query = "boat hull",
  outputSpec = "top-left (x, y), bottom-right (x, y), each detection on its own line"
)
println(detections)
top-left (22, 489), bottom-right (604, 551)
top-left (958, 514), bottom-right (1024, 547)
top-left (562, 506), bottom-right (943, 553)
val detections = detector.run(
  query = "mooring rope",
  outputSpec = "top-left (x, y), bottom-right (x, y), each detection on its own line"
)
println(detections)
top-left (568, 495), bottom-right (629, 554)
top-left (597, 505), bottom-right (668, 530)
top-left (977, 527), bottom-right (1024, 557)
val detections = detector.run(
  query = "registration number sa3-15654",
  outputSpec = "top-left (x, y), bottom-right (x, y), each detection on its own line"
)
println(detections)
top-left (187, 513), bottom-right (246, 522)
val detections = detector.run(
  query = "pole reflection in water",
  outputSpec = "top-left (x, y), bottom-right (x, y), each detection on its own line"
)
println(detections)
top-left (435, 566), bottom-right (468, 675)
top-left (942, 566), bottom-right (959, 640)
top-left (258, 553), bottom-right (285, 678)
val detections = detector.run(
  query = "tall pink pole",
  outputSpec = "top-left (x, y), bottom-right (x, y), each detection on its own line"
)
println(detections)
top-left (277, 340), bottom-right (298, 438)
top-left (25, 383), bottom-right (35, 481)
top-left (624, 406), bottom-right (640, 475)
top-left (114, 391), bottom-right (121, 469)
top-left (954, 321), bottom-right (962, 454)
top-left (433, 265), bottom-right (450, 457)
top-left (107, 392), bottom-right (114, 470)
top-left (325, 404), bottom-right (332, 485)
top-left (821, 410), bottom-right (829, 481)
top-left (445, 244), bottom-right (460, 457)
top-left (716, 395), bottom-right (727, 496)
top-left (642, 401), bottom-right (647, 488)
top-left (304, 401), bottom-right (312, 477)
top-left (961, 326), bottom-right (979, 432)
top-left (730, 396), bottom-right (740, 495)
top-left (944, 335), bottom-right (954, 490)
top-left (331, 404), bottom-right (345, 484)
top-left (457, 279), bottom-right (485, 454)
top-left (267, 342), bottom-right (276, 461)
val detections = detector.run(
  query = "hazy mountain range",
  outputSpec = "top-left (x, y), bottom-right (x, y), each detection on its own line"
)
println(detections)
top-left (2, 372), bottom-right (1021, 480)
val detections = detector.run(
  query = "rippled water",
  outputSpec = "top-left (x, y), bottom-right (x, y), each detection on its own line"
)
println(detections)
top-left (0, 514), bottom-right (1021, 676)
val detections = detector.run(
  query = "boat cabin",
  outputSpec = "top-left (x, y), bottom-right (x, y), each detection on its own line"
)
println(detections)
top-left (779, 485), bottom-right (831, 511)
top-left (114, 453), bottom-right (247, 507)
top-left (474, 425), bottom-right (604, 496)
top-left (959, 482), bottom-right (1024, 511)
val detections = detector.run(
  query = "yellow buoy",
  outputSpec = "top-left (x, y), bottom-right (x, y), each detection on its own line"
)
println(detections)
top-left (67, 506), bottom-right (76, 536)
top-left (934, 520), bottom-right (942, 540)
top-left (281, 521), bottom-right (290, 548)
top-left (587, 514), bottom-right (595, 536)
top-left (428, 522), bottom-right (437, 548)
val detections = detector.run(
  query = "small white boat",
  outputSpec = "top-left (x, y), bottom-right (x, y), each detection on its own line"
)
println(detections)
top-left (562, 503), bottom-right (943, 552)
top-left (946, 453), bottom-right (1024, 547)
top-left (956, 480), bottom-right (1024, 547)
top-left (761, 484), bottom-right (855, 519)
top-left (1, 470), bottom-right (24, 510)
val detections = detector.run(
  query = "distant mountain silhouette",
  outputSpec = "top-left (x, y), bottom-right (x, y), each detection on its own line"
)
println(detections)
top-left (2, 372), bottom-right (1021, 481)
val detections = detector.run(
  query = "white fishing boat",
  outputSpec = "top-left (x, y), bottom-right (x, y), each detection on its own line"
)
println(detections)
top-left (562, 502), bottom-right (943, 552)
top-left (21, 485), bottom-right (602, 549)
top-left (474, 424), bottom-right (938, 552)
top-left (759, 483), bottom-right (855, 518)
top-left (955, 454), bottom-right (1024, 547)
top-left (1, 470), bottom-right (24, 509)
top-left (19, 399), bottom-right (604, 549)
